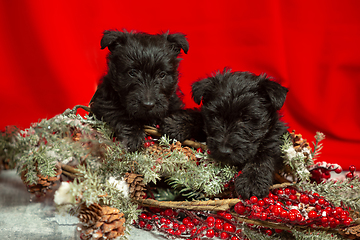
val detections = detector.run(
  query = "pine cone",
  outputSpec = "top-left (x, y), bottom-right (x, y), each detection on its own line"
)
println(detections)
top-left (289, 130), bottom-right (311, 152)
top-left (289, 130), bottom-right (312, 160)
top-left (78, 203), bottom-right (126, 240)
top-left (20, 162), bottom-right (62, 196)
top-left (124, 172), bottom-right (146, 200)
top-left (170, 141), bottom-right (196, 161)
top-left (340, 225), bottom-right (360, 239)
top-left (147, 141), bottom-right (196, 162)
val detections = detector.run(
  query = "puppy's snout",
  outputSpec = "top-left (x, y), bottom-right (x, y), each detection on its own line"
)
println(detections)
top-left (142, 100), bottom-right (155, 110)
top-left (218, 145), bottom-right (233, 155)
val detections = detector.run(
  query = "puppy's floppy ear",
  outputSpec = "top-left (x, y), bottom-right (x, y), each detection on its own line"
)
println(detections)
top-left (260, 76), bottom-right (288, 110)
top-left (100, 30), bottom-right (127, 51)
top-left (166, 33), bottom-right (189, 54)
top-left (191, 78), bottom-right (212, 105)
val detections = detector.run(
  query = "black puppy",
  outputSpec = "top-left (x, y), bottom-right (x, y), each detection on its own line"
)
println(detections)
top-left (90, 30), bottom-right (189, 152)
top-left (192, 69), bottom-right (288, 199)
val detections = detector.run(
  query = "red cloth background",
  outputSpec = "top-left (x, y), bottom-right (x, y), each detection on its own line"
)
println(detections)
top-left (1, 1), bottom-right (359, 169)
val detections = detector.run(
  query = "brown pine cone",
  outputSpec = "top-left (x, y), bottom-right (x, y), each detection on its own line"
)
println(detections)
top-left (20, 162), bottom-right (62, 196)
top-left (289, 130), bottom-right (311, 152)
top-left (170, 141), bottom-right (196, 161)
top-left (78, 203), bottom-right (126, 240)
top-left (340, 224), bottom-right (360, 239)
top-left (147, 141), bottom-right (196, 162)
top-left (124, 172), bottom-right (146, 200)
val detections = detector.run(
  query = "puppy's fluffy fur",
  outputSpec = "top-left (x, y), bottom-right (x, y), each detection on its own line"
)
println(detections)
top-left (90, 30), bottom-right (189, 151)
top-left (192, 70), bottom-right (288, 198)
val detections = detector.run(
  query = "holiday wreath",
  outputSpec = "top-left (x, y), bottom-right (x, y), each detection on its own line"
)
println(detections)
top-left (1, 105), bottom-right (360, 240)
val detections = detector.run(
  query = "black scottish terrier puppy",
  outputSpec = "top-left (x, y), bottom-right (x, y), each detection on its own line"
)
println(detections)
top-left (90, 30), bottom-right (189, 152)
top-left (192, 69), bottom-right (288, 199)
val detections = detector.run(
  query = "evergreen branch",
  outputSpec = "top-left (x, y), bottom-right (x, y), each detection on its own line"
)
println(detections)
top-left (311, 132), bottom-right (325, 161)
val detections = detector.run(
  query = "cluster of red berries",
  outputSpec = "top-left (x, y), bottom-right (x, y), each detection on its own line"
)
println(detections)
top-left (234, 187), bottom-right (353, 229)
top-left (309, 161), bottom-right (342, 183)
top-left (143, 136), bottom-right (155, 148)
top-left (310, 162), bottom-right (357, 183)
top-left (346, 165), bottom-right (357, 179)
top-left (134, 208), bottom-right (247, 240)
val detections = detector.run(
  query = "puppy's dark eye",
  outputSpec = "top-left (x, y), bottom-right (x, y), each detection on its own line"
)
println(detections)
top-left (158, 71), bottom-right (167, 79)
top-left (242, 115), bottom-right (251, 122)
top-left (128, 69), bottom-right (137, 78)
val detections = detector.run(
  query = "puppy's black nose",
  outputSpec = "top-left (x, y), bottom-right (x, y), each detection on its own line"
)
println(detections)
top-left (218, 146), bottom-right (233, 155)
top-left (143, 101), bottom-right (155, 110)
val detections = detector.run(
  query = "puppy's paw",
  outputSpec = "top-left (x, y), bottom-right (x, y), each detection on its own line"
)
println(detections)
top-left (234, 174), bottom-right (271, 199)
top-left (123, 133), bottom-right (146, 152)
top-left (161, 116), bottom-right (187, 142)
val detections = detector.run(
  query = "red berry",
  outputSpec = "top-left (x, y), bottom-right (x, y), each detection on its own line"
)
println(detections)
top-left (290, 189), bottom-right (297, 195)
top-left (220, 232), bottom-right (229, 239)
top-left (144, 142), bottom-right (151, 148)
top-left (207, 149), bottom-right (211, 155)
top-left (140, 213), bottom-right (147, 219)
top-left (160, 218), bottom-right (167, 224)
top-left (206, 229), bottom-right (215, 238)
top-left (315, 204), bottom-right (322, 211)
top-left (334, 167), bottom-right (342, 174)
top-left (186, 222), bottom-right (194, 229)
top-left (308, 210), bottom-right (318, 219)
top-left (231, 237), bottom-right (240, 240)
top-left (146, 224), bottom-right (153, 230)
top-left (196, 148), bottom-right (203, 153)
top-left (224, 223), bottom-right (236, 232)
top-left (260, 212), bottom-right (267, 221)
top-left (192, 218), bottom-right (200, 225)
top-left (234, 203), bottom-right (246, 214)
top-left (250, 196), bottom-right (258, 204)
top-left (320, 216), bottom-right (328, 223)
top-left (344, 217), bottom-right (353, 225)
top-left (215, 222), bottom-right (223, 230)
top-left (174, 230), bottom-right (181, 236)
top-left (224, 213), bottom-right (233, 220)
top-left (272, 206), bottom-right (282, 216)
top-left (288, 212), bottom-right (296, 221)
top-left (318, 198), bottom-right (325, 205)
top-left (289, 194), bottom-right (297, 201)
top-left (346, 172), bottom-right (354, 178)
top-left (164, 208), bottom-right (173, 216)
top-left (182, 217), bottom-right (190, 224)
top-left (206, 216), bottom-right (215, 223)
top-left (280, 210), bottom-right (288, 219)
top-left (349, 165), bottom-right (356, 172)
top-left (277, 189), bottom-right (284, 195)
top-left (179, 224), bottom-right (186, 232)
top-left (265, 229), bottom-right (273, 236)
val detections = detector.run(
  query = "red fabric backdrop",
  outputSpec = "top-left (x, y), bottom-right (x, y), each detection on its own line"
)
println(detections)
top-left (1, 0), bottom-right (359, 169)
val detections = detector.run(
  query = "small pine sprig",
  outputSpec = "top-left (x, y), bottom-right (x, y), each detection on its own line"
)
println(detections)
top-left (311, 132), bottom-right (325, 161)
top-left (291, 228), bottom-right (342, 240)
